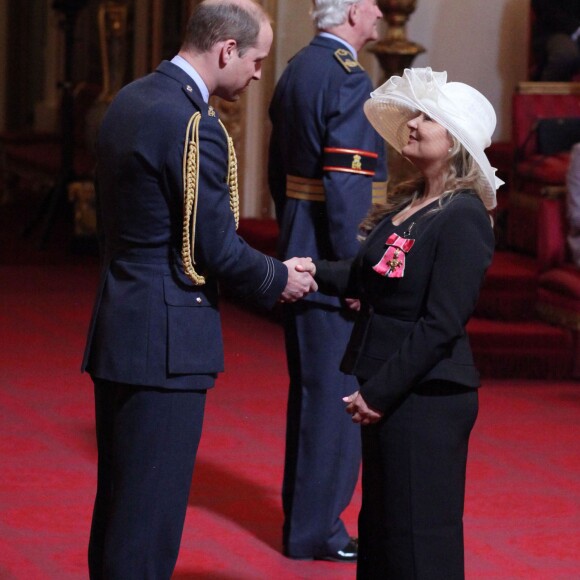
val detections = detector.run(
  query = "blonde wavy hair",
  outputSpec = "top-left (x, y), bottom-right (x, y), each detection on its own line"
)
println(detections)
top-left (359, 136), bottom-right (491, 238)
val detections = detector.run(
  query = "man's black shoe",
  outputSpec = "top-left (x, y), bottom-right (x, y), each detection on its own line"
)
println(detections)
top-left (316, 537), bottom-right (358, 562)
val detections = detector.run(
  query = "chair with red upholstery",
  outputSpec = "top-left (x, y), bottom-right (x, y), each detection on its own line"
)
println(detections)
top-left (535, 189), bottom-right (580, 377)
top-left (507, 82), bottom-right (580, 254)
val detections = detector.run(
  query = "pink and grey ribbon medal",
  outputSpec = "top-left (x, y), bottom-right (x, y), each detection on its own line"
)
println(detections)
top-left (373, 233), bottom-right (415, 278)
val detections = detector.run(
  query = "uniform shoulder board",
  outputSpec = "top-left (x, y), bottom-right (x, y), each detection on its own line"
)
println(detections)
top-left (333, 48), bottom-right (364, 73)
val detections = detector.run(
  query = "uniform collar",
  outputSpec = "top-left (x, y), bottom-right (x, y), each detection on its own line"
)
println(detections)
top-left (317, 32), bottom-right (357, 60)
top-left (155, 61), bottom-right (207, 112)
top-left (170, 55), bottom-right (210, 103)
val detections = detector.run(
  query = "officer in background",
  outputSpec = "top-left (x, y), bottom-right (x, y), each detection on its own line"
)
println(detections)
top-left (268, 0), bottom-right (387, 563)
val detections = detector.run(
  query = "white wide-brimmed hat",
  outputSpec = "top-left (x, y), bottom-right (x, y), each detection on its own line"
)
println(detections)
top-left (363, 67), bottom-right (503, 210)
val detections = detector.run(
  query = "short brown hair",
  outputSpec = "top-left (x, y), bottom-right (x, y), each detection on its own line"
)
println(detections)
top-left (183, 0), bottom-right (269, 56)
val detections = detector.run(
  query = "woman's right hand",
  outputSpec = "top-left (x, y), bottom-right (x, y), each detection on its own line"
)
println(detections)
top-left (343, 391), bottom-right (383, 425)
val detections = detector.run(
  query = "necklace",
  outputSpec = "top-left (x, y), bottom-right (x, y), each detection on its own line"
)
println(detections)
top-left (403, 222), bottom-right (416, 238)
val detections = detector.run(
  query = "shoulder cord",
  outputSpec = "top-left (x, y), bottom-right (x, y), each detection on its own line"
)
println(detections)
top-left (182, 112), bottom-right (240, 286)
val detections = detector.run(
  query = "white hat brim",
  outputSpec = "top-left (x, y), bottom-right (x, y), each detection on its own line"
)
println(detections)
top-left (364, 70), bottom-right (503, 210)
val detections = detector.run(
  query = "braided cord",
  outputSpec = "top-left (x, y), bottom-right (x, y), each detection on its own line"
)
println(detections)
top-left (182, 112), bottom-right (205, 285)
top-left (219, 119), bottom-right (240, 229)
top-left (182, 112), bottom-right (240, 286)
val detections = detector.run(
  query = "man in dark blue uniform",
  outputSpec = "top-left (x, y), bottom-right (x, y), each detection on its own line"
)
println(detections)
top-left (268, 0), bottom-right (387, 563)
top-left (82, 1), bottom-right (316, 578)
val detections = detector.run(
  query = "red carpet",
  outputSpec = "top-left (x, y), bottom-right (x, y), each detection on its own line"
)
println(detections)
top-left (0, 195), bottom-right (578, 577)
top-left (0, 260), bottom-right (579, 579)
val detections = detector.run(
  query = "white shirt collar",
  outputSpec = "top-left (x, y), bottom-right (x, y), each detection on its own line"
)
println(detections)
top-left (170, 55), bottom-right (210, 103)
top-left (317, 32), bottom-right (358, 60)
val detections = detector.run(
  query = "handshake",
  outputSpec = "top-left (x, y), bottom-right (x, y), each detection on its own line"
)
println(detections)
top-left (280, 257), bottom-right (318, 302)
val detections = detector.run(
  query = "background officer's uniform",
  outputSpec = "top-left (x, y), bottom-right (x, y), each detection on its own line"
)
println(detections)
top-left (269, 33), bottom-right (387, 560)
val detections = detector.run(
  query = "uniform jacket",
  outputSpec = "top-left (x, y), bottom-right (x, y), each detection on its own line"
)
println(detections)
top-left (268, 35), bottom-right (387, 307)
top-left (315, 192), bottom-right (495, 412)
top-left (82, 61), bottom-right (287, 389)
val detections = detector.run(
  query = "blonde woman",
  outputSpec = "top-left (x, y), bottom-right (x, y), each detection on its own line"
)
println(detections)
top-left (312, 68), bottom-right (503, 578)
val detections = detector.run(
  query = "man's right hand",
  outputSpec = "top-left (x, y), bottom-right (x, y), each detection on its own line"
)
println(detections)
top-left (280, 257), bottom-right (318, 302)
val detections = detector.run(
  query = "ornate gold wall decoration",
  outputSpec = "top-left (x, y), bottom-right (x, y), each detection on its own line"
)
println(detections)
top-left (211, 95), bottom-right (246, 211)
top-left (370, 0), bottom-right (425, 80)
top-left (85, 1), bottom-right (129, 151)
top-left (68, 180), bottom-right (97, 237)
top-left (98, 1), bottom-right (129, 104)
top-left (210, 97), bottom-right (245, 160)
top-left (370, 0), bottom-right (425, 190)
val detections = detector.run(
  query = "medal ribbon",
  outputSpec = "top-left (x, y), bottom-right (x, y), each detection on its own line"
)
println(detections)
top-left (373, 233), bottom-right (415, 278)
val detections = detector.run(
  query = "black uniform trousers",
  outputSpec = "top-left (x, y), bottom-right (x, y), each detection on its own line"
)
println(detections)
top-left (357, 381), bottom-right (478, 580)
top-left (88, 378), bottom-right (206, 580)
top-left (282, 301), bottom-right (361, 558)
